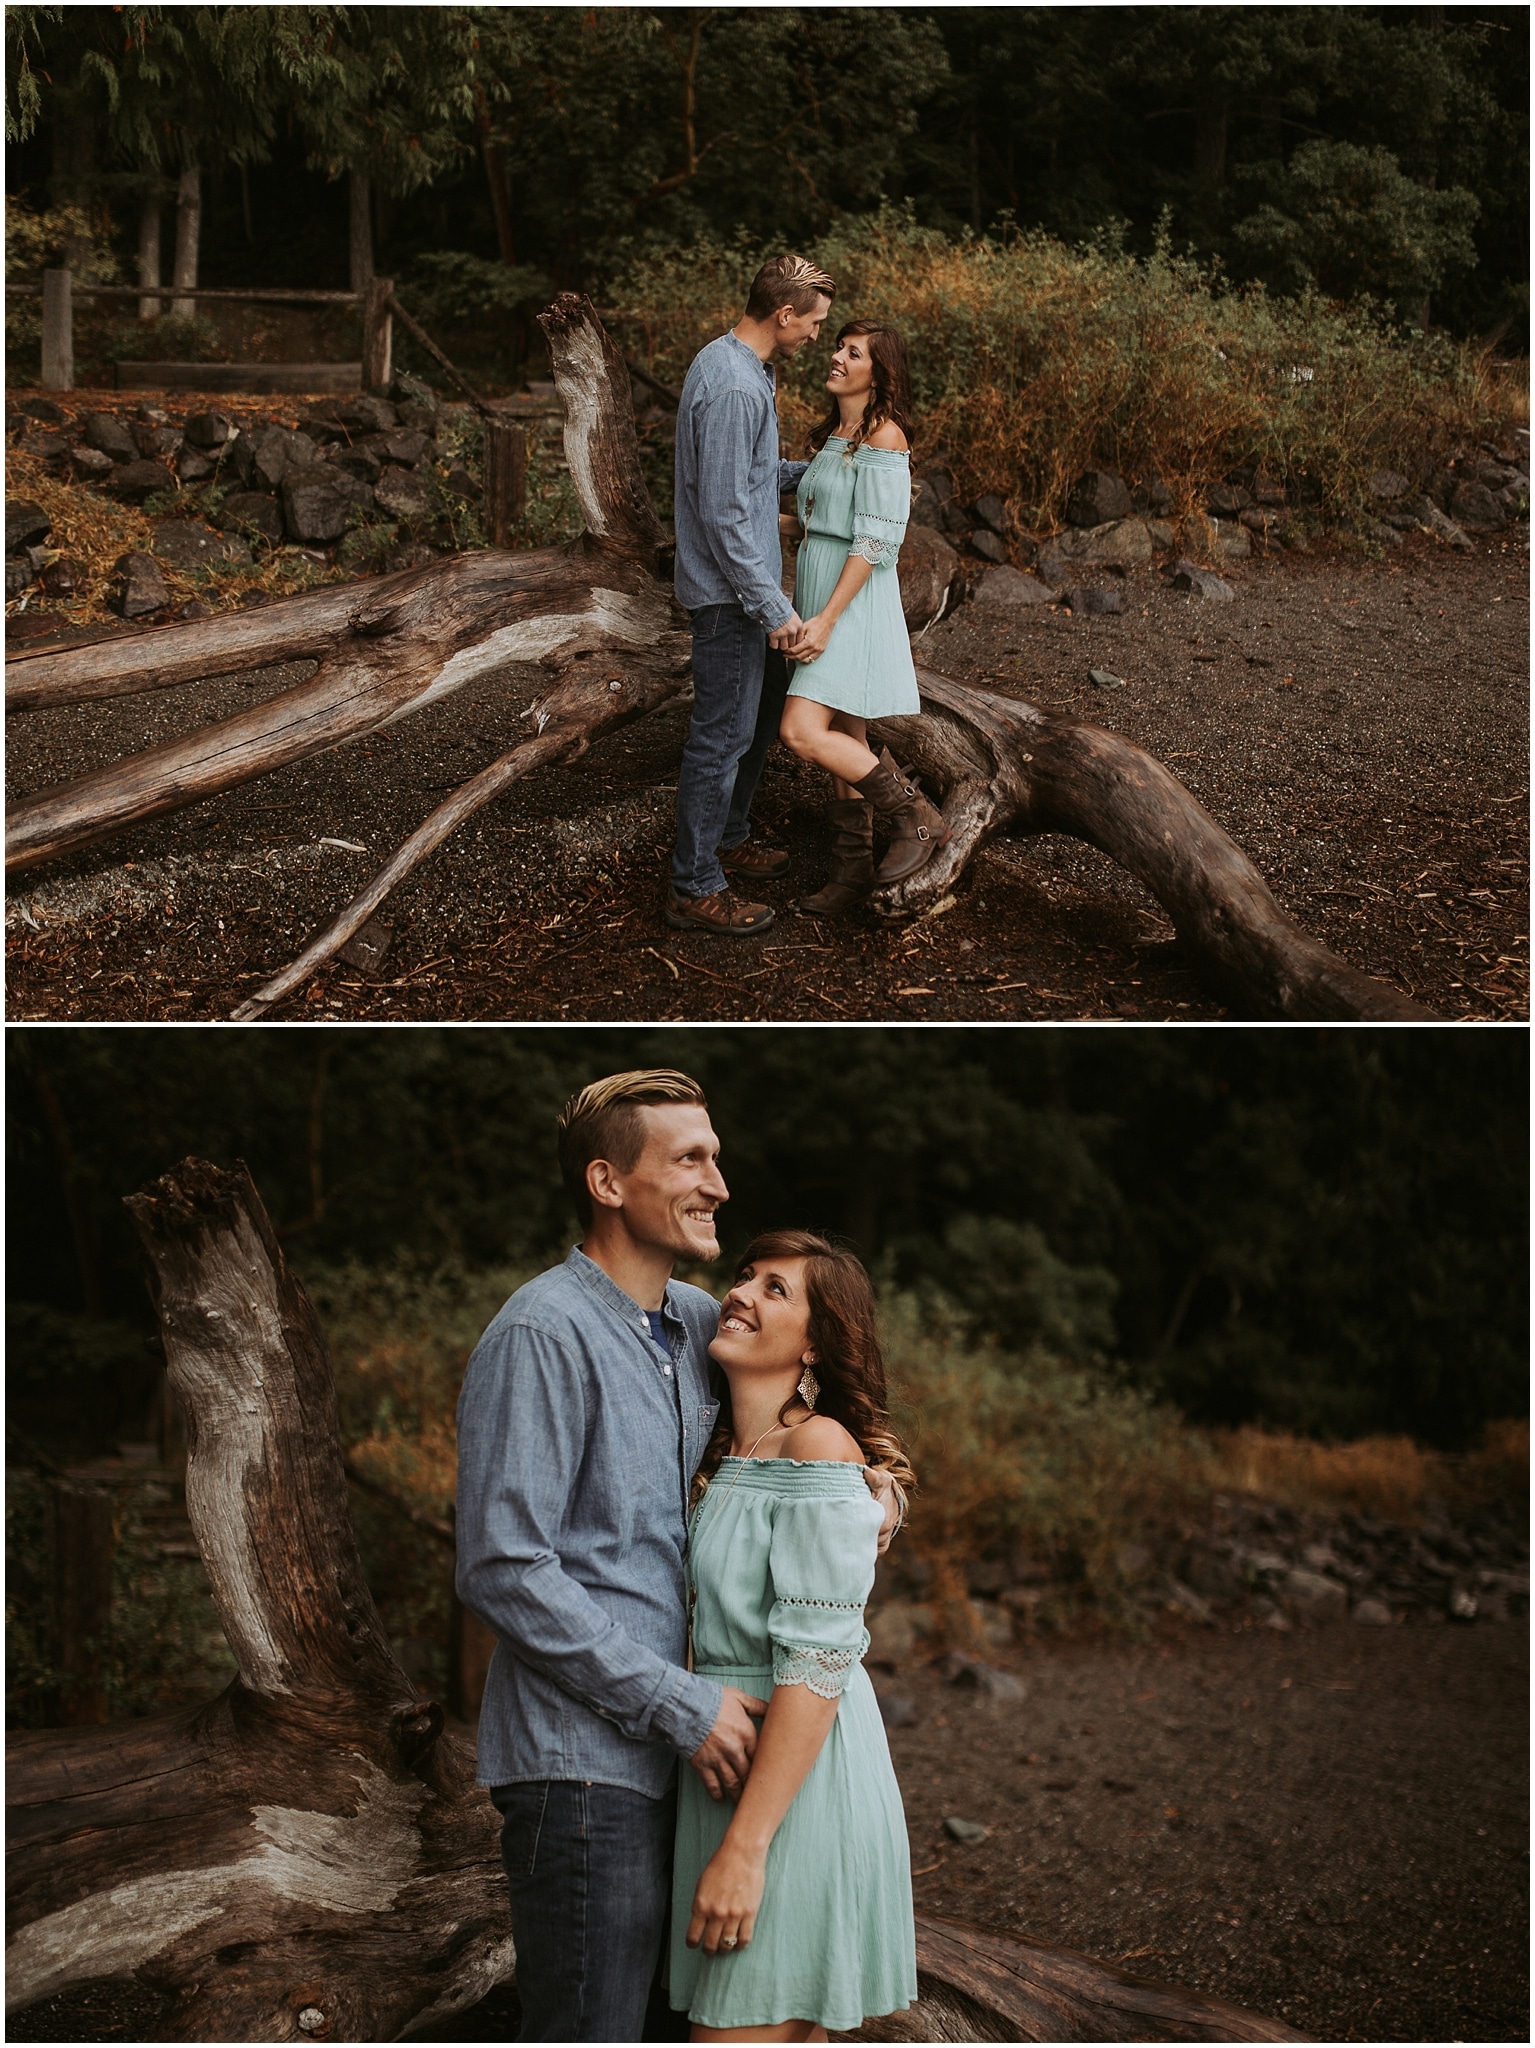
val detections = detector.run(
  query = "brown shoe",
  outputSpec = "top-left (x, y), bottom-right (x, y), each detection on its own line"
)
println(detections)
top-left (796, 799), bottom-right (874, 916)
top-left (665, 888), bottom-right (775, 934)
top-left (853, 762), bottom-right (951, 884)
top-left (721, 836), bottom-right (790, 880)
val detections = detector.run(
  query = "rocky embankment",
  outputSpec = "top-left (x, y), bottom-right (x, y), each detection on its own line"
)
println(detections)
top-left (870, 1490), bottom-right (1530, 1693)
top-left (5, 376), bottom-right (564, 629)
top-left (900, 439), bottom-right (1530, 626)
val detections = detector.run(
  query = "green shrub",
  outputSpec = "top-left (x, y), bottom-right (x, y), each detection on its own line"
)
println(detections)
top-left (608, 205), bottom-right (1524, 527)
top-left (301, 1256), bottom-right (531, 1666)
top-left (882, 1292), bottom-right (1204, 1635)
top-left (4, 195), bottom-right (119, 359)
top-left (400, 251), bottom-right (553, 326)
top-left (5, 1470), bottom-right (235, 1729)
top-left (103, 310), bottom-right (230, 364)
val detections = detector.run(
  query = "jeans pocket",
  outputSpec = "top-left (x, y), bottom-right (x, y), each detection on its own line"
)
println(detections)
top-left (496, 1781), bottom-right (551, 1880)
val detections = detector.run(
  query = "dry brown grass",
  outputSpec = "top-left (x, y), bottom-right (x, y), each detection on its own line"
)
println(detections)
top-left (306, 1265), bottom-right (1526, 1650)
top-left (881, 1297), bottom-right (1207, 1634)
top-left (612, 210), bottom-right (1527, 534)
top-left (1206, 1418), bottom-right (1528, 1524)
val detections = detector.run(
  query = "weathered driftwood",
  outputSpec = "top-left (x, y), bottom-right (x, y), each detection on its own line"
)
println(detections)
top-left (5, 1160), bottom-right (511, 2042)
top-left (3, 294), bottom-right (672, 877)
top-left (3, 294), bottom-right (1428, 1020)
top-left (849, 1914), bottom-right (1308, 2043)
top-left (6, 1157), bottom-right (1308, 2044)
top-left (228, 636), bottom-right (691, 1020)
top-left (870, 673), bottom-right (1425, 1021)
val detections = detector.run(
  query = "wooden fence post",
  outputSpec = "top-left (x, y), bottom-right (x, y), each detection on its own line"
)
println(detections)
top-left (482, 417), bottom-right (528, 547)
top-left (46, 1476), bottom-right (115, 1725)
top-left (41, 267), bottom-right (74, 391)
top-left (362, 275), bottom-right (394, 393)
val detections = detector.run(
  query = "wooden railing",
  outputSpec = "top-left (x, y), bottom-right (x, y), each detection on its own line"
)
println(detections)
top-left (24, 267), bottom-right (396, 393)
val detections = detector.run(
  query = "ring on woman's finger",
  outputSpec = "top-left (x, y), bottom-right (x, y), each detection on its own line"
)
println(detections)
top-left (721, 1934), bottom-right (738, 1949)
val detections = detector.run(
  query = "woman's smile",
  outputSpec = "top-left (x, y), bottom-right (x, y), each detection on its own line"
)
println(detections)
top-left (711, 1258), bottom-right (812, 1373)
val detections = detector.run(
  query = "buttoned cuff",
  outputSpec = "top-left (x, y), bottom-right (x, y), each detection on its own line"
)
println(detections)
top-left (650, 1665), bottom-right (724, 1758)
top-left (757, 589), bottom-right (793, 632)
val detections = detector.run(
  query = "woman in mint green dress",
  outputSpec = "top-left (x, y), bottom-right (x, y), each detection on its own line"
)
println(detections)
top-left (671, 1230), bottom-right (918, 2043)
top-left (779, 322), bottom-right (950, 915)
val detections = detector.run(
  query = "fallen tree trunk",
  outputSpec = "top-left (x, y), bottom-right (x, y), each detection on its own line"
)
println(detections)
top-left (3, 294), bottom-right (672, 876)
top-left (870, 672), bottom-right (1425, 1021)
top-left (5, 1159), bottom-right (511, 2042)
top-left (3, 294), bottom-right (1429, 1020)
top-left (5, 1159), bottom-right (1308, 2044)
top-left (228, 637), bottom-right (691, 1021)
top-left (4, 550), bottom-right (678, 875)
top-left (852, 1914), bottom-right (1309, 2043)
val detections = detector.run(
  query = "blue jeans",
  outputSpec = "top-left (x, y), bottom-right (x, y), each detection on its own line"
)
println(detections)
top-left (491, 1778), bottom-right (675, 2042)
top-left (671, 605), bottom-right (789, 897)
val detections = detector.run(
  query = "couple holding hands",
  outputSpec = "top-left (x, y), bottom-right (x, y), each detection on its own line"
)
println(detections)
top-left (667, 255), bottom-right (950, 934)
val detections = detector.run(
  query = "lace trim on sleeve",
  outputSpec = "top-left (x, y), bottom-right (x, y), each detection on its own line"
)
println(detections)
top-left (849, 534), bottom-right (896, 566)
top-left (772, 1642), bottom-right (858, 1698)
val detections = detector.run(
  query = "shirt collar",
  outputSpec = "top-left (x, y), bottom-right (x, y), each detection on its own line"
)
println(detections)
top-left (722, 330), bottom-right (776, 385)
top-left (566, 1244), bottom-right (686, 1324)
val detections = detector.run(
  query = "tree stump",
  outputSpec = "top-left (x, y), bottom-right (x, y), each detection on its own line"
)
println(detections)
top-left (5, 1161), bottom-right (511, 2041)
top-left (41, 267), bottom-right (74, 390)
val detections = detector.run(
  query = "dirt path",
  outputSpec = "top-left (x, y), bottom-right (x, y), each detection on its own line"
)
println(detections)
top-left (7, 533), bottom-right (1527, 1021)
top-left (882, 1619), bottom-right (1528, 2043)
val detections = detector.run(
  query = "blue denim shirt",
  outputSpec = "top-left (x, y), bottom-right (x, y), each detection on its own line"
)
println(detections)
top-left (456, 1247), bottom-right (725, 1797)
top-left (673, 331), bottom-right (809, 631)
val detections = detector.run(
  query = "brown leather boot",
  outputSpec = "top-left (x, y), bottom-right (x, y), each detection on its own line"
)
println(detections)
top-left (853, 762), bottom-right (951, 883)
top-left (796, 799), bottom-right (875, 916)
top-left (876, 746), bottom-right (918, 792)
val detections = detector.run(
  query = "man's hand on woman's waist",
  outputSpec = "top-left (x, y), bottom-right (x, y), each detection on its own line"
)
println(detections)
top-left (690, 1685), bottom-right (769, 1801)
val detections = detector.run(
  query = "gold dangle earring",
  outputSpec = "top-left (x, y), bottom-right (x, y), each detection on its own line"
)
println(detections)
top-left (797, 1359), bottom-right (820, 1410)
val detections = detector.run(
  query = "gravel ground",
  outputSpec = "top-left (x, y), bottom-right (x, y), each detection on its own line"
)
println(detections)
top-left (880, 1619), bottom-right (1528, 2043)
top-left (6, 531), bottom-right (1527, 1022)
top-left (11, 1620), bottom-right (1523, 2044)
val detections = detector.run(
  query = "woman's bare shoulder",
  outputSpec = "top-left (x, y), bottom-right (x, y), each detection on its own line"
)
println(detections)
top-left (864, 420), bottom-right (910, 452)
top-left (781, 1414), bottom-right (864, 1463)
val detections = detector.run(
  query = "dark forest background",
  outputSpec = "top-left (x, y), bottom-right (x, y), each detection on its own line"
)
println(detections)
top-left (8, 1026), bottom-right (1527, 1460)
top-left (7, 6), bottom-right (1529, 352)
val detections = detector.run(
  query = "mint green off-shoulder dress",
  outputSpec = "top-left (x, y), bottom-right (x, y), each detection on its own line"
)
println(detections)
top-left (787, 439), bottom-right (920, 718)
top-left (669, 1458), bottom-right (917, 2034)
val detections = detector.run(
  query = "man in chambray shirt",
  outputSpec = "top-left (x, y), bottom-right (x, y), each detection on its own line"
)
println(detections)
top-left (666, 255), bottom-right (836, 936)
top-left (456, 1070), bottom-right (762, 2041)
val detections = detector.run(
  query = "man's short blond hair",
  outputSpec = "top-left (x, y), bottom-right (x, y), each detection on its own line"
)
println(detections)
top-left (745, 254), bottom-right (837, 322)
top-left (557, 1070), bottom-right (709, 1228)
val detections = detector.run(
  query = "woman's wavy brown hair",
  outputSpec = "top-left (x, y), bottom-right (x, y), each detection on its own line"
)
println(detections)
top-left (808, 321), bottom-right (914, 458)
top-left (692, 1229), bottom-right (917, 1507)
